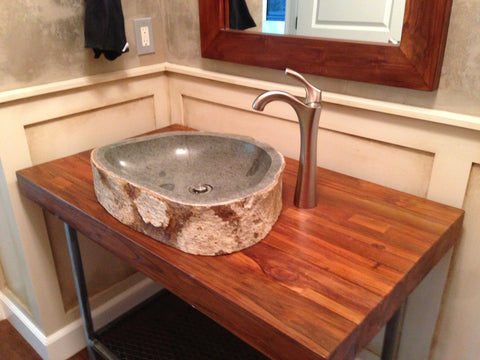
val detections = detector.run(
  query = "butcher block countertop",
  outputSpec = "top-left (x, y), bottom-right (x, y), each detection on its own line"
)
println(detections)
top-left (16, 124), bottom-right (464, 360)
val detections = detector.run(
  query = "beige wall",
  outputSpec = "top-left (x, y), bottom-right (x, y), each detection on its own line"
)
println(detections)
top-left (164, 0), bottom-right (480, 117)
top-left (245, 0), bottom-right (263, 33)
top-left (0, 0), bottom-right (167, 92)
top-left (2, 0), bottom-right (478, 117)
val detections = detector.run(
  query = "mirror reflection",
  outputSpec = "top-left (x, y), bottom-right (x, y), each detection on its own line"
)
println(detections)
top-left (227, 0), bottom-right (406, 44)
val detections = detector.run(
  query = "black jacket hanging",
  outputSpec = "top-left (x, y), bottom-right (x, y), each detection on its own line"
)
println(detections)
top-left (229, 0), bottom-right (257, 30)
top-left (84, 0), bottom-right (129, 61)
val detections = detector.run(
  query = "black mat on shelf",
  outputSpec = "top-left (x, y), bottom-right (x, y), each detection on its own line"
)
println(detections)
top-left (96, 290), bottom-right (270, 360)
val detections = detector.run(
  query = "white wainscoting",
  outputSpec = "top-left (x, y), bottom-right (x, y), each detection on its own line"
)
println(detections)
top-left (1, 63), bottom-right (479, 360)
top-left (0, 65), bottom-right (169, 359)
top-left (166, 66), bottom-right (480, 360)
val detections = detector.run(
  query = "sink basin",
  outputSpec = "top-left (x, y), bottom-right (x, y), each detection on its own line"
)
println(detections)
top-left (90, 131), bottom-right (285, 255)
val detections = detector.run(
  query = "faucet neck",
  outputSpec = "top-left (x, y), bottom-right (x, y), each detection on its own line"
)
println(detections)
top-left (252, 68), bottom-right (323, 209)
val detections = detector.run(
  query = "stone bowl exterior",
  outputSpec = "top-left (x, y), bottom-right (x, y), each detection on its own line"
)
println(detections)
top-left (90, 132), bottom-right (285, 256)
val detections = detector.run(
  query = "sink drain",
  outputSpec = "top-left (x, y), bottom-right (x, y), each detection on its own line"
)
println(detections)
top-left (188, 184), bottom-right (213, 195)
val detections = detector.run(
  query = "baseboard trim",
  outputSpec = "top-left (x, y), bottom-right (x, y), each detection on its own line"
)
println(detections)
top-left (0, 278), bottom-right (162, 360)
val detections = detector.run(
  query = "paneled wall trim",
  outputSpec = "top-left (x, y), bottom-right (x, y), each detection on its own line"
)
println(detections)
top-left (1, 63), bottom-right (479, 360)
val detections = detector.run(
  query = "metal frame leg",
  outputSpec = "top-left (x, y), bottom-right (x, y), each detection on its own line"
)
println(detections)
top-left (381, 303), bottom-right (407, 360)
top-left (64, 223), bottom-right (119, 360)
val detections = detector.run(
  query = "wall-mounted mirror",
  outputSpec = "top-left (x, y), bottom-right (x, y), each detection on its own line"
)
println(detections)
top-left (234, 0), bottom-right (407, 44)
top-left (199, 0), bottom-right (453, 90)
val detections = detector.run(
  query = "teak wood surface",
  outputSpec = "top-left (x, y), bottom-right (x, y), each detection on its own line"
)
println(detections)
top-left (16, 125), bottom-right (464, 360)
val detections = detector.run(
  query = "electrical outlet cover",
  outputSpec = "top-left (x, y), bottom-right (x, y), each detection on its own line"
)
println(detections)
top-left (133, 18), bottom-right (155, 55)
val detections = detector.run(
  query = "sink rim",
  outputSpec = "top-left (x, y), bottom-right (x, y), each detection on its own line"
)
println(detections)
top-left (91, 131), bottom-right (285, 207)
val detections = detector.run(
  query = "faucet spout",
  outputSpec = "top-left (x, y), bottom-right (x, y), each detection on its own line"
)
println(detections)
top-left (252, 71), bottom-right (322, 209)
top-left (252, 90), bottom-right (306, 112)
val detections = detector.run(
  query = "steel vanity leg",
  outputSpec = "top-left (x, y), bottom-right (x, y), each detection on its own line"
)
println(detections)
top-left (64, 224), bottom-right (120, 360)
top-left (380, 303), bottom-right (407, 360)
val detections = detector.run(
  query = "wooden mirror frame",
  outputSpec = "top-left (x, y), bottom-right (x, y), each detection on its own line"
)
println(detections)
top-left (199, 0), bottom-right (453, 90)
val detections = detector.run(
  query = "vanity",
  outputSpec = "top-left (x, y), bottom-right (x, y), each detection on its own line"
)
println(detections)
top-left (16, 124), bottom-right (464, 360)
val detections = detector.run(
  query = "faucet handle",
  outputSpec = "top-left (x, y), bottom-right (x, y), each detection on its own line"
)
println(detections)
top-left (285, 68), bottom-right (322, 105)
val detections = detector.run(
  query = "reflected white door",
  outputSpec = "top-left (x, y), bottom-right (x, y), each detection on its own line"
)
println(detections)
top-left (287, 0), bottom-right (406, 44)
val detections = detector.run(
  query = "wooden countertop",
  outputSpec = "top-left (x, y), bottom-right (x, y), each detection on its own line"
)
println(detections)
top-left (16, 125), bottom-right (464, 360)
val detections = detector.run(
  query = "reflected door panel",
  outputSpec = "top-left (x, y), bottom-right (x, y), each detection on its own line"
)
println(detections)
top-left (293, 0), bottom-right (406, 43)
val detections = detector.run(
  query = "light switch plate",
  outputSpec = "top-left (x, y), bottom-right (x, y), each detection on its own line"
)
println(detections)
top-left (133, 18), bottom-right (155, 55)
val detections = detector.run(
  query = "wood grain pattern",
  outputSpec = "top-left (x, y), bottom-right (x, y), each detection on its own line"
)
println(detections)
top-left (16, 125), bottom-right (464, 360)
top-left (0, 320), bottom-right (89, 360)
top-left (198, 0), bottom-right (453, 90)
top-left (0, 320), bottom-right (42, 360)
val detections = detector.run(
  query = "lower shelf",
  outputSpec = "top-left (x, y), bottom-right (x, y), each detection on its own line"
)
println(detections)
top-left (96, 290), bottom-right (269, 360)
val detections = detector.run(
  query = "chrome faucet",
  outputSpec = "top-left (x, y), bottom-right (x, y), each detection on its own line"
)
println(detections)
top-left (252, 68), bottom-right (322, 209)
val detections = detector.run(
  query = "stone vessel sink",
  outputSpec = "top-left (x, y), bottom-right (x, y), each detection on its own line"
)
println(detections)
top-left (91, 131), bottom-right (285, 255)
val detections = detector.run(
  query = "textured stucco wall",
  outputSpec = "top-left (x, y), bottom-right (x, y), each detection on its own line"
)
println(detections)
top-left (2, 1), bottom-right (478, 116)
top-left (0, 0), bottom-right (167, 92)
top-left (164, 0), bottom-right (480, 117)
top-left (245, 0), bottom-right (263, 33)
